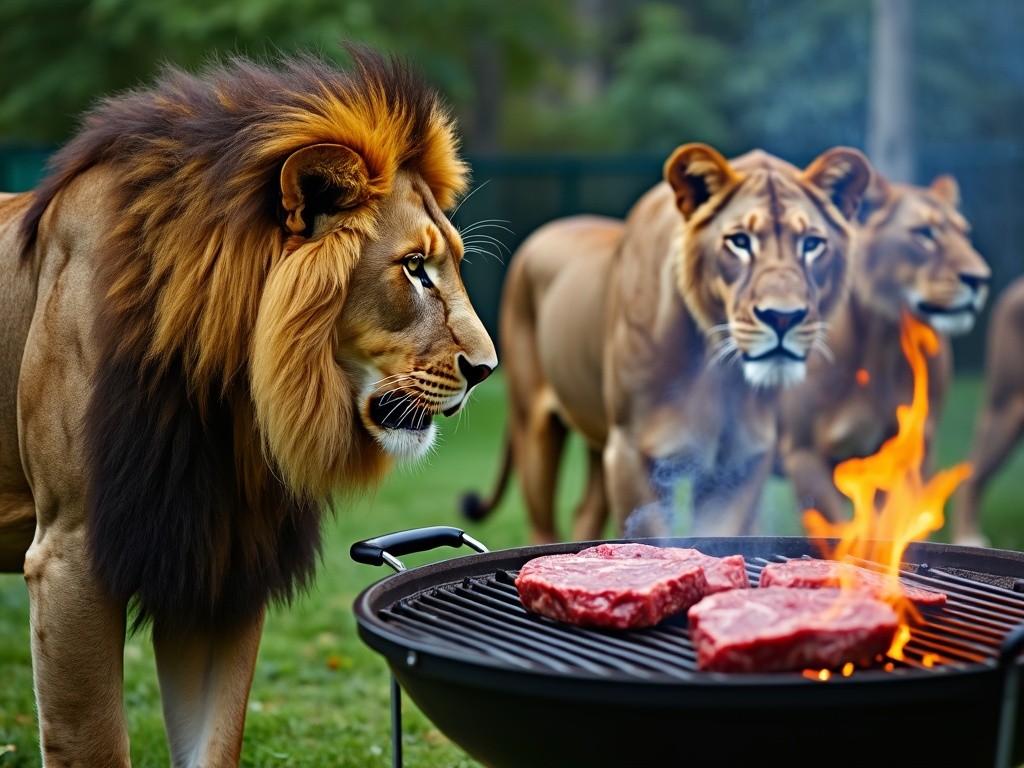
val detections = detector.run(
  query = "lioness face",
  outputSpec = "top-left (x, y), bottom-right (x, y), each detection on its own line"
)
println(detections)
top-left (340, 171), bottom-right (497, 460)
top-left (858, 175), bottom-right (990, 336)
top-left (666, 145), bottom-right (871, 389)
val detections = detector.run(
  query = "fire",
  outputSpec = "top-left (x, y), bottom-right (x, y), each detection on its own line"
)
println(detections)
top-left (802, 312), bottom-right (973, 659)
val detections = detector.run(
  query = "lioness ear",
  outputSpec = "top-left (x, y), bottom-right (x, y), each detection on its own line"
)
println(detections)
top-left (280, 144), bottom-right (370, 236)
top-left (930, 174), bottom-right (960, 208)
top-left (664, 143), bottom-right (740, 219)
top-left (803, 147), bottom-right (872, 221)
top-left (856, 169), bottom-right (894, 224)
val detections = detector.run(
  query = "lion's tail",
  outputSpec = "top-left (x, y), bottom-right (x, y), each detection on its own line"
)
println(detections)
top-left (460, 430), bottom-right (513, 522)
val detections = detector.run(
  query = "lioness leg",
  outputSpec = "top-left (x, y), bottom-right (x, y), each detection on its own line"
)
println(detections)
top-left (782, 448), bottom-right (850, 523)
top-left (691, 453), bottom-right (772, 537)
top-left (953, 394), bottom-right (1024, 546)
top-left (513, 401), bottom-right (568, 544)
top-left (570, 448), bottom-right (608, 541)
top-left (604, 427), bottom-right (668, 537)
top-left (23, 520), bottom-right (130, 767)
top-left (153, 608), bottom-right (265, 768)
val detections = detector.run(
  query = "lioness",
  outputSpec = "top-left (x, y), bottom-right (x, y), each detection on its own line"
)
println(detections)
top-left (779, 173), bottom-right (990, 524)
top-left (0, 48), bottom-right (496, 765)
top-left (465, 144), bottom-right (870, 541)
top-left (952, 276), bottom-right (1024, 546)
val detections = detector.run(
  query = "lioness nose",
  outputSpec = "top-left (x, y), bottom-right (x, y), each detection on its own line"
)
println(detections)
top-left (458, 355), bottom-right (493, 390)
top-left (959, 273), bottom-right (990, 294)
top-left (754, 306), bottom-right (808, 336)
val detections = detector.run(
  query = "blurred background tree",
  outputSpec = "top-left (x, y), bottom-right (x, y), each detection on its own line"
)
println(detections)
top-left (2, 0), bottom-right (1020, 159)
top-left (1, 0), bottom-right (1021, 357)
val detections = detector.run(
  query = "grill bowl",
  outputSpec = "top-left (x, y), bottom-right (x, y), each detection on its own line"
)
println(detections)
top-left (353, 535), bottom-right (1024, 768)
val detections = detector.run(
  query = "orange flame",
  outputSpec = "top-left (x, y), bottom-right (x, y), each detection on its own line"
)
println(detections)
top-left (802, 312), bottom-right (973, 659)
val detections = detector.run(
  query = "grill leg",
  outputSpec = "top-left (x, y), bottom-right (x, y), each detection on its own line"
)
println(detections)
top-left (391, 674), bottom-right (403, 768)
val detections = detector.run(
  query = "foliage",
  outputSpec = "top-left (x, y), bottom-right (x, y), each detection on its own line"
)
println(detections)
top-left (0, 0), bottom-right (573, 145)
top-left (2, 0), bottom-right (1021, 157)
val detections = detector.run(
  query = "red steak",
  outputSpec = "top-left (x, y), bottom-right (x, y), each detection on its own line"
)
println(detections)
top-left (515, 553), bottom-right (709, 629)
top-left (688, 587), bottom-right (899, 672)
top-left (578, 543), bottom-right (750, 593)
top-left (759, 559), bottom-right (947, 606)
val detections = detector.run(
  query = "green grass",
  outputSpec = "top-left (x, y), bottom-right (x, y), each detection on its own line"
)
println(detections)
top-left (1, 371), bottom-right (1023, 766)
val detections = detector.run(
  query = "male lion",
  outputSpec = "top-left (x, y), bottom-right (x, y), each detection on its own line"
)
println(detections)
top-left (0, 47), bottom-right (496, 766)
top-left (952, 275), bottom-right (1024, 546)
top-left (778, 173), bottom-right (990, 524)
top-left (464, 144), bottom-right (870, 542)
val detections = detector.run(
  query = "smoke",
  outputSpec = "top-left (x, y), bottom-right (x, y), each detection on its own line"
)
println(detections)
top-left (622, 451), bottom-right (799, 539)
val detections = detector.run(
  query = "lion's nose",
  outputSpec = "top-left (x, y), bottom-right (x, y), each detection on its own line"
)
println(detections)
top-left (754, 306), bottom-right (808, 337)
top-left (458, 355), bottom-right (493, 390)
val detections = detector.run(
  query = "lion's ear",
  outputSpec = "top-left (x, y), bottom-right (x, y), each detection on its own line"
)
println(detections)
top-left (930, 174), bottom-right (960, 208)
top-left (280, 144), bottom-right (370, 236)
top-left (664, 143), bottom-right (740, 219)
top-left (802, 147), bottom-right (872, 221)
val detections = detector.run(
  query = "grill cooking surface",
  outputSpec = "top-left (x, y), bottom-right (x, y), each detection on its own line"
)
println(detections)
top-left (375, 555), bottom-right (1024, 680)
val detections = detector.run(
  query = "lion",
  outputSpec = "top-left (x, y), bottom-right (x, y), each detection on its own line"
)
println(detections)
top-left (0, 46), bottom-right (496, 766)
top-left (463, 144), bottom-right (871, 542)
top-left (952, 275), bottom-right (1024, 546)
top-left (778, 173), bottom-right (990, 525)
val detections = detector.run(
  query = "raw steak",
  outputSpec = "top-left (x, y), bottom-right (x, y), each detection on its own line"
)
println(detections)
top-left (687, 587), bottom-right (899, 672)
top-left (759, 559), bottom-right (947, 606)
top-left (515, 553), bottom-right (709, 629)
top-left (578, 543), bottom-right (750, 593)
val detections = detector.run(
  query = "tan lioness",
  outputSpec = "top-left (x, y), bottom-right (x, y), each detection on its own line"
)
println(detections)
top-left (464, 144), bottom-right (871, 542)
top-left (779, 174), bottom-right (990, 524)
top-left (0, 48), bottom-right (496, 765)
top-left (953, 276), bottom-right (1024, 546)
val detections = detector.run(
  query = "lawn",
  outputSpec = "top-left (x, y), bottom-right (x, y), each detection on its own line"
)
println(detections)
top-left (1, 371), bottom-right (1023, 767)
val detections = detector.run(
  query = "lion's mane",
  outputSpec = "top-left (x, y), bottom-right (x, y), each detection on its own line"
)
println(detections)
top-left (19, 45), bottom-right (468, 631)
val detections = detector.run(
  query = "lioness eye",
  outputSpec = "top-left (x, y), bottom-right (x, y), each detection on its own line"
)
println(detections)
top-left (802, 236), bottom-right (826, 258)
top-left (913, 226), bottom-right (936, 243)
top-left (725, 232), bottom-right (753, 259)
top-left (403, 253), bottom-right (433, 288)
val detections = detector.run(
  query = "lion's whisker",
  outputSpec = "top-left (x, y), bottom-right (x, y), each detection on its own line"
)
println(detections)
top-left (462, 233), bottom-right (512, 253)
top-left (451, 179), bottom-right (492, 217)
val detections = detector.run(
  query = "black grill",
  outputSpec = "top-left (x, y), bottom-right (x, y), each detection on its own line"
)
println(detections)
top-left (352, 531), bottom-right (1024, 768)
top-left (379, 556), bottom-right (1024, 678)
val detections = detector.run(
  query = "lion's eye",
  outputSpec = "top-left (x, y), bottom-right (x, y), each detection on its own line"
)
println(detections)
top-left (403, 253), bottom-right (433, 288)
top-left (801, 235), bottom-right (827, 262)
top-left (725, 232), bottom-right (753, 260)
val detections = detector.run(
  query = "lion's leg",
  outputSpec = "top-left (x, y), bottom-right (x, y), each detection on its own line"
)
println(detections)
top-left (24, 519), bottom-right (130, 767)
top-left (604, 427), bottom-right (667, 538)
top-left (570, 448), bottom-right (608, 541)
top-left (953, 394), bottom-right (1024, 547)
top-left (153, 608), bottom-right (265, 768)
top-left (0, 491), bottom-right (35, 571)
top-left (514, 402), bottom-right (568, 545)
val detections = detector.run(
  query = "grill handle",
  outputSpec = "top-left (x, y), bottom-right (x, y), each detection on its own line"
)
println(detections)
top-left (350, 525), bottom-right (489, 573)
top-left (350, 526), bottom-right (489, 768)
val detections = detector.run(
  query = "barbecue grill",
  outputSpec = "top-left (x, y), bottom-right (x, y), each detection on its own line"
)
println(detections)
top-left (351, 527), bottom-right (1024, 768)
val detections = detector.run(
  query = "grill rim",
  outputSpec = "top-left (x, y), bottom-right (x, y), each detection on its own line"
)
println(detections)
top-left (354, 535), bottom-right (1024, 694)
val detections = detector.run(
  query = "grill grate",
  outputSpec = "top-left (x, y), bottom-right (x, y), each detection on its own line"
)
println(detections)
top-left (377, 555), bottom-right (1024, 679)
